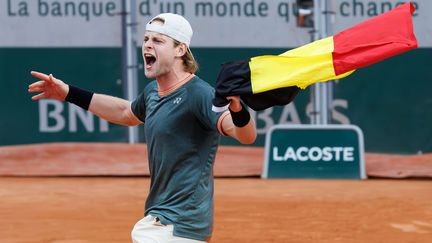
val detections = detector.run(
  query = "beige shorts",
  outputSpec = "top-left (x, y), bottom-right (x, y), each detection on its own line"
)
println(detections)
top-left (131, 215), bottom-right (207, 243)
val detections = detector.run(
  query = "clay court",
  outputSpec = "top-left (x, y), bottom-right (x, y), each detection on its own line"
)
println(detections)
top-left (1, 177), bottom-right (432, 243)
top-left (1, 143), bottom-right (431, 242)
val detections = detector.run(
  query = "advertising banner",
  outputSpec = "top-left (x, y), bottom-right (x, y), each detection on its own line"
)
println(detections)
top-left (263, 124), bottom-right (366, 179)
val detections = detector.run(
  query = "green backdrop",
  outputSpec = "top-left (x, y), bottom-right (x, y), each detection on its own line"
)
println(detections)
top-left (0, 47), bottom-right (430, 154)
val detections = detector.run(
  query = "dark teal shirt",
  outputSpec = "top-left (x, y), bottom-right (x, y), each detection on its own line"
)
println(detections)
top-left (131, 76), bottom-right (222, 241)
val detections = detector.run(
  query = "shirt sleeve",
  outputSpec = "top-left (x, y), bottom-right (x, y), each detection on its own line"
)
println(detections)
top-left (131, 90), bottom-right (146, 123)
top-left (193, 85), bottom-right (224, 132)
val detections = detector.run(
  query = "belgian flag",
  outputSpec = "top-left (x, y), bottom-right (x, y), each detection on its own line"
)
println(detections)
top-left (212, 2), bottom-right (418, 111)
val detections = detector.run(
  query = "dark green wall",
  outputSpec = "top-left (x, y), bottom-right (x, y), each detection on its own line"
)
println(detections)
top-left (0, 48), bottom-right (127, 145)
top-left (1, 47), bottom-right (431, 154)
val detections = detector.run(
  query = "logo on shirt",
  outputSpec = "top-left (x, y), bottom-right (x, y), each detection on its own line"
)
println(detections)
top-left (173, 97), bottom-right (182, 104)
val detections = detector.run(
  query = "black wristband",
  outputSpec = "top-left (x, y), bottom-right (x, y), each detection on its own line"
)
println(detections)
top-left (65, 85), bottom-right (94, 110)
top-left (229, 103), bottom-right (251, 127)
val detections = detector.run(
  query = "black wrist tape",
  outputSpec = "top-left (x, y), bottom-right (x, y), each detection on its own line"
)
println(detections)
top-left (229, 103), bottom-right (251, 127)
top-left (65, 85), bottom-right (94, 110)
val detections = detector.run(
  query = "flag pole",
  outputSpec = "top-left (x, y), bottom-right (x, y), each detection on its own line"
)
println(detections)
top-left (311, 0), bottom-right (331, 125)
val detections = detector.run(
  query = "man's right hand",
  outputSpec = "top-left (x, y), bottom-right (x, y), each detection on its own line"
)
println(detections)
top-left (28, 71), bottom-right (69, 101)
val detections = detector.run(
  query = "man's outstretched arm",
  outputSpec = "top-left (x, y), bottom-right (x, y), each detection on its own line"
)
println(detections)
top-left (28, 71), bottom-right (142, 126)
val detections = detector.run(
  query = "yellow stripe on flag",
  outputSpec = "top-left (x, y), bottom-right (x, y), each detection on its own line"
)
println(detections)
top-left (250, 37), bottom-right (354, 93)
top-left (281, 36), bottom-right (334, 57)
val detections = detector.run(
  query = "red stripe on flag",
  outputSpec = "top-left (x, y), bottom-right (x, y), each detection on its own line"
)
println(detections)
top-left (332, 2), bottom-right (418, 75)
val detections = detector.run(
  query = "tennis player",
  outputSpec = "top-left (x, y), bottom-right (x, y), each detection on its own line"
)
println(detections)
top-left (28, 13), bottom-right (256, 243)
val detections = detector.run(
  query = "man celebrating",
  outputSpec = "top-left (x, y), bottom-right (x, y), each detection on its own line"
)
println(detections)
top-left (28, 13), bottom-right (256, 243)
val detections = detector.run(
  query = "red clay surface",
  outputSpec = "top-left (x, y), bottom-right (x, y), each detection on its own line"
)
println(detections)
top-left (0, 143), bottom-right (431, 178)
top-left (1, 143), bottom-right (431, 242)
top-left (0, 177), bottom-right (431, 243)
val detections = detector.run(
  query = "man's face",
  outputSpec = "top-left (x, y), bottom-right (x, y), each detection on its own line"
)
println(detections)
top-left (142, 31), bottom-right (178, 79)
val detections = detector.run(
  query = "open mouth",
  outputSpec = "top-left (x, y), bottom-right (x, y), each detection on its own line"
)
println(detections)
top-left (144, 53), bottom-right (156, 68)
